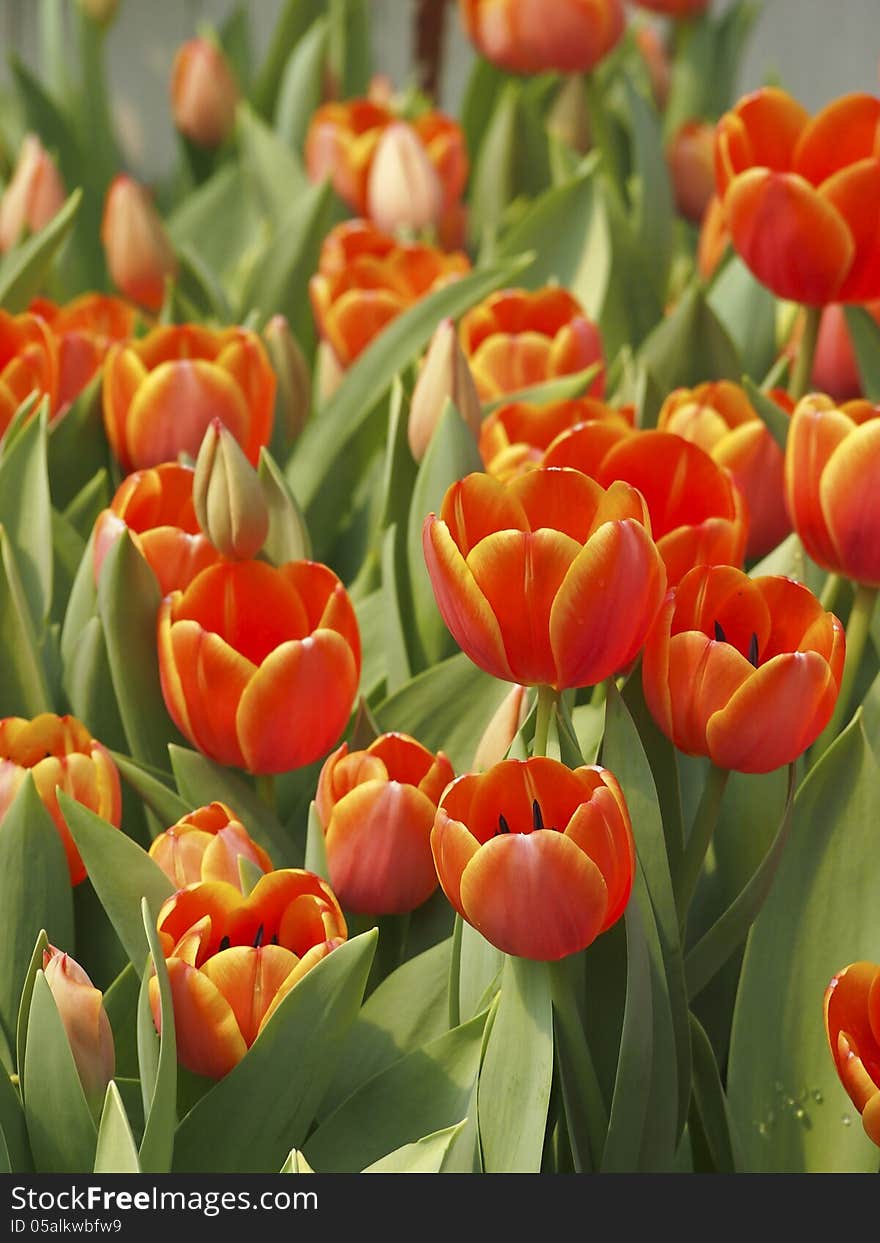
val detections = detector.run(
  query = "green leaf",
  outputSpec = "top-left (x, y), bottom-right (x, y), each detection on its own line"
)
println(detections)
top-left (638, 281), bottom-right (741, 392)
top-left (843, 304), bottom-right (880, 400)
top-left (137, 899), bottom-right (177, 1173)
top-left (218, 3), bottom-right (253, 88)
top-left (279, 1148), bottom-right (314, 1173)
top-left (274, 17), bottom-right (329, 154)
top-left (111, 752), bottom-right (190, 830)
top-left (59, 792), bottom-right (173, 974)
top-left (252, 0), bottom-right (325, 116)
top-left (0, 528), bottom-right (53, 717)
top-left (103, 964), bottom-right (140, 1080)
top-left (94, 1082), bottom-right (141, 1174)
top-left (176, 244), bottom-right (233, 323)
top-left (458, 920), bottom-right (503, 1026)
top-left (0, 188), bottom-right (82, 311)
top-left (47, 375), bottom-right (111, 513)
top-left (306, 1011), bottom-right (486, 1173)
top-left (167, 164), bottom-right (263, 284)
top-left (327, 0), bottom-right (371, 98)
top-left (0, 778), bottom-right (72, 1051)
top-left (23, 971), bottom-right (96, 1171)
top-left (363, 1123), bottom-right (466, 1173)
top-left (477, 954), bottom-right (553, 1173)
top-left (689, 1012), bottom-right (740, 1173)
top-left (258, 448), bottom-right (312, 565)
top-left (727, 714), bottom-right (880, 1171)
top-left (460, 56), bottom-right (508, 174)
top-left (380, 524), bottom-right (413, 695)
top-left (708, 258), bottom-right (778, 383)
top-left (236, 101), bottom-right (308, 225)
top-left (15, 929), bottom-right (50, 1080)
top-left (625, 79), bottom-right (674, 303)
top-left (61, 616), bottom-right (127, 754)
top-left (0, 401), bottom-right (52, 625)
top-left (742, 376), bottom-right (790, 452)
top-left (303, 800), bottom-right (328, 880)
top-left (172, 930), bottom-right (377, 1173)
top-left (0, 1068), bottom-right (31, 1171)
top-left (469, 82), bottom-right (520, 242)
top-left (481, 362), bottom-right (602, 414)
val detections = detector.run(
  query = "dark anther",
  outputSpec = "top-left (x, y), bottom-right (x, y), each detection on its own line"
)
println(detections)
top-left (532, 799), bottom-right (545, 832)
top-left (218, 935), bottom-right (231, 952)
top-left (271, 934), bottom-right (279, 946)
top-left (714, 620), bottom-right (726, 643)
top-left (253, 923), bottom-right (265, 948)
top-left (498, 813), bottom-right (510, 835)
top-left (748, 632), bottom-right (759, 668)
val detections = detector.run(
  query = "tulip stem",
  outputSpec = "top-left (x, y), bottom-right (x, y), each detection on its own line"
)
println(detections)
top-left (675, 763), bottom-right (730, 933)
top-left (820, 572), bottom-right (844, 614)
top-left (532, 685), bottom-right (558, 759)
top-left (549, 957), bottom-right (608, 1172)
top-left (255, 773), bottom-right (276, 813)
top-left (812, 582), bottom-right (878, 761)
top-left (788, 304), bottom-right (822, 402)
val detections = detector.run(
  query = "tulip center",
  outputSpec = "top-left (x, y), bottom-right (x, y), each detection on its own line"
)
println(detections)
top-left (215, 923), bottom-right (279, 954)
top-left (713, 621), bottom-right (760, 667)
top-left (495, 799), bottom-right (555, 836)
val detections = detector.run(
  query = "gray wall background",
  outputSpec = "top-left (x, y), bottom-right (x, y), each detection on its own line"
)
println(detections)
top-left (2, 0), bottom-right (879, 179)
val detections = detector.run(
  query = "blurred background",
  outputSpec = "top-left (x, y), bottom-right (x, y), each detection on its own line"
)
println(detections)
top-left (2, 0), bottom-right (879, 180)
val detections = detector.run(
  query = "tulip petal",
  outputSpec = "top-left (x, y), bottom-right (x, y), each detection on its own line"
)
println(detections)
top-left (793, 93), bottom-right (880, 185)
top-left (509, 466), bottom-right (605, 542)
top-left (542, 418), bottom-right (634, 476)
top-left (201, 944), bottom-right (300, 1047)
top-left (819, 418), bottom-right (880, 586)
top-left (564, 777), bottom-right (634, 932)
top-left (663, 631), bottom-right (752, 757)
top-left (785, 399), bottom-right (854, 572)
top-left (470, 332), bottom-right (552, 400)
top-left (157, 959), bottom-right (247, 1079)
top-left (820, 158), bottom-right (880, 304)
top-left (430, 808), bottom-right (480, 918)
top-left (102, 345), bottom-right (148, 470)
top-left (166, 620), bottom-right (253, 768)
top-left (125, 359), bottom-right (251, 470)
top-left (439, 473), bottom-right (529, 554)
top-left (825, 962), bottom-right (880, 1111)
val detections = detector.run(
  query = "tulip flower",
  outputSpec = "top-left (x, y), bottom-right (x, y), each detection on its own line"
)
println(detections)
top-left (641, 565), bottom-right (845, 773)
top-left (42, 946), bottom-right (115, 1116)
top-left (158, 559), bottom-right (361, 774)
top-left (262, 315), bottom-right (311, 441)
top-left (422, 467), bottom-right (667, 689)
top-left (93, 461), bottom-right (223, 596)
top-left (101, 175), bottom-right (178, 312)
top-left (30, 292), bottom-right (136, 415)
top-left (480, 397), bottom-right (633, 481)
top-left (0, 308), bottom-right (59, 437)
top-left (824, 960), bottom-right (880, 1147)
top-left (544, 427), bottom-right (748, 587)
top-left (714, 88), bottom-right (880, 305)
top-left (316, 733), bottom-right (454, 914)
top-left (192, 418), bottom-right (270, 561)
top-left (148, 801), bottom-right (272, 890)
top-left (151, 870), bottom-right (347, 1078)
top-left (171, 37), bottom-right (239, 149)
top-left (309, 220), bottom-right (470, 368)
top-left (459, 288), bottom-right (605, 403)
top-left (658, 381), bottom-right (791, 559)
top-left (431, 757), bottom-right (634, 960)
top-left (102, 322), bottom-right (275, 473)
top-left (408, 317), bottom-right (482, 462)
top-left (0, 134), bottom-right (66, 253)
top-left (667, 121), bottom-right (717, 224)
top-left (0, 714), bottom-right (121, 884)
top-left (633, 0), bottom-right (708, 16)
top-left (458, 0), bottom-right (625, 75)
top-left (367, 122), bottom-right (445, 236)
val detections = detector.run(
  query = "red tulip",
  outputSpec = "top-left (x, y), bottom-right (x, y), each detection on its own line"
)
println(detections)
top-left (0, 308), bottom-right (59, 437)
top-left (480, 397), bottom-right (633, 481)
top-left (30, 293), bottom-right (136, 415)
top-left (824, 960), bottom-right (880, 1147)
top-left (458, 0), bottom-right (625, 75)
top-left (171, 37), bottom-right (239, 149)
top-left (667, 121), bottom-right (717, 224)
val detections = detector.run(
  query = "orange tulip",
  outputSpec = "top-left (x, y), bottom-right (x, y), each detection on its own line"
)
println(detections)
top-left (149, 801), bottom-right (272, 890)
top-left (42, 946), bottom-right (115, 1115)
top-left (0, 134), bottom-right (66, 253)
top-left (667, 121), bottom-right (716, 224)
top-left (151, 869), bottom-right (347, 1078)
top-left (642, 565), bottom-right (845, 772)
top-left (824, 960), bottom-right (880, 1147)
top-left (0, 714), bottom-right (121, 885)
top-left (158, 559), bottom-right (361, 774)
top-left (309, 219), bottom-right (470, 368)
top-left (784, 394), bottom-right (880, 587)
top-left (0, 308), bottom-right (59, 437)
top-left (479, 397), bottom-right (633, 481)
top-left (658, 381), bottom-right (791, 559)
top-left (714, 88), bottom-right (880, 304)
top-left (633, 0), bottom-right (708, 16)
top-left (316, 733), bottom-right (454, 914)
top-left (93, 462), bottom-right (223, 596)
top-left (170, 37), bottom-right (239, 149)
top-left (432, 757), bottom-right (634, 960)
top-left (31, 293), bottom-right (137, 415)
top-left (101, 175), bottom-right (178, 312)
top-left (545, 427), bottom-right (748, 586)
top-left (102, 322), bottom-right (275, 473)
top-left (459, 287), bottom-right (605, 403)
top-left (422, 467), bottom-right (667, 689)
top-left (458, 0), bottom-right (625, 75)
top-left (807, 302), bottom-right (880, 402)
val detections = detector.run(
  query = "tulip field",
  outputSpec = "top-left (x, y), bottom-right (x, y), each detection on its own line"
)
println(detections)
top-left (2, 0), bottom-right (880, 1186)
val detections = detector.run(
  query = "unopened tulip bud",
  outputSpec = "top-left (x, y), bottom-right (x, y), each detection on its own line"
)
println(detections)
top-left (0, 135), bottom-right (66, 253)
top-left (667, 121), bottom-right (716, 224)
top-left (263, 314), bottom-right (311, 441)
top-left (409, 318), bottom-right (482, 461)
top-left (171, 37), bottom-right (239, 150)
top-left (77, 0), bottom-right (119, 24)
top-left (101, 175), bottom-right (178, 312)
top-left (194, 417), bottom-right (270, 559)
top-left (547, 76), bottom-right (591, 155)
top-left (42, 946), bottom-right (115, 1117)
top-left (366, 122), bottom-right (444, 236)
top-left (316, 339), bottom-right (344, 404)
top-left (472, 684), bottom-right (529, 771)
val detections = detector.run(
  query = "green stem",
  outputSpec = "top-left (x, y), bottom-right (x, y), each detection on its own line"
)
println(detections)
top-left (532, 685), bottom-right (558, 759)
top-left (255, 773), bottom-right (276, 813)
top-left (812, 583), bottom-right (878, 760)
top-left (583, 71), bottom-right (624, 204)
top-left (549, 957), bottom-right (608, 1172)
top-left (820, 572), bottom-right (844, 614)
top-left (675, 764), bottom-right (730, 932)
top-left (788, 304), bottom-right (822, 402)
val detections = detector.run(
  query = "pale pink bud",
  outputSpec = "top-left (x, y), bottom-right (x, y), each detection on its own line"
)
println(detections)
top-left (366, 122), bottom-right (444, 236)
top-left (408, 317), bottom-right (483, 461)
top-left (42, 946), bottom-right (115, 1116)
top-left (101, 175), bottom-right (178, 312)
top-left (0, 135), bottom-right (66, 253)
top-left (171, 38), bottom-right (239, 150)
top-left (472, 684), bottom-right (529, 771)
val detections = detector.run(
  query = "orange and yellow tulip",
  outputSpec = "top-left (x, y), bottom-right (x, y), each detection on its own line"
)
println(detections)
top-left (42, 946), bottom-right (115, 1115)
top-left (151, 869), bottom-right (347, 1078)
top-left (458, 0), bottom-right (625, 75)
top-left (422, 467), bottom-right (667, 689)
top-left (316, 733), bottom-right (454, 915)
top-left (102, 323), bottom-right (275, 473)
top-left (148, 801), bottom-right (272, 890)
top-left (93, 461), bottom-right (223, 596)
top-left (158, 560), bottom-right (361, 774)
top-left (642, 565), bottom-right (845, 772)
top-left (101, 175), bottom-right (178, 312)
top-left (480, 397), bottom-right (633, 481)
top-left (30, 293), bottom-right (136, 415)
top-left (170, 37), bottom-right (239, 149)
top-left (0, 308), bottom-right (58, 437)
top-left (309, 220), bottom-right (470, 368)
top-left (544, 426), bottom-right (748, 586)
top-left (714, 88), bottom-right (880, 304)
top-left (785, 394), bottom-right (880, 586)
top-left (824, 960), bottom-right (880, 1147)
top-left (0, 134), bottom-right (65, 253)
top-left (459, 287), bottom-right (605, 403)
top-left (658, 381), bottom-right (791, 559)
top-left (0, 714), bottom-right (121, 885)
top-left (432, 757), bottom-right (634, 960)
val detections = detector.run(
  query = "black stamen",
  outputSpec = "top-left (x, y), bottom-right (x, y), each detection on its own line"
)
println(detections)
top-left (748, 632), bottom-right (759, 668)
top-left (271, 934), bottom-right (279, 946)
top-left (218, 935), bottom-right (231, 952)
top-left (498, 813), bottom-right (510, 835)
top-left (714, 620), bottom-right (726, 643)
top-left (532, 799), bottom-right (544, 832)
top-left (253, 923), bottom-right (265, 948)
